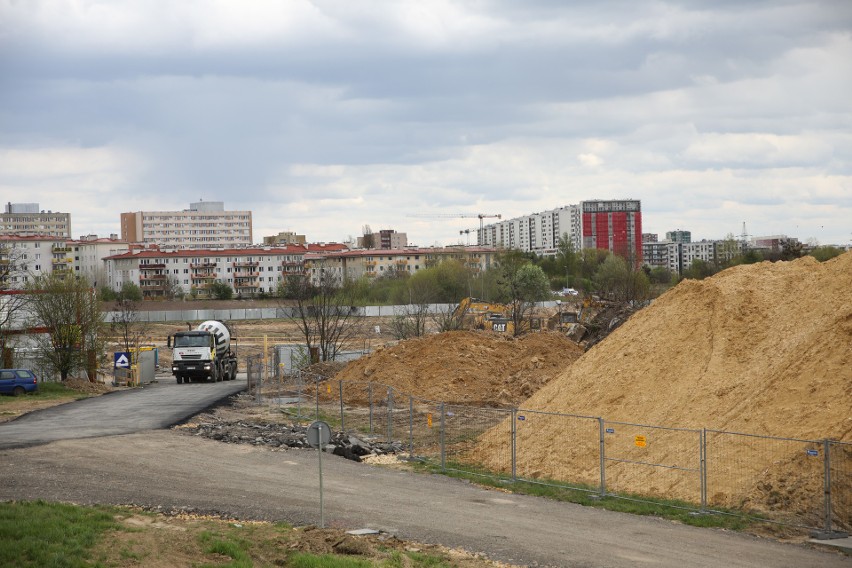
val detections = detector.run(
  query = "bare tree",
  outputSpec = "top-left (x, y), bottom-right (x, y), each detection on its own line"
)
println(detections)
top-left (0, 243), bottom-right (31, 366)
top-left (282, 267), bottom-right (361, 362)
top-left (25, 273), bottom-right (105, 381)
top-left (110, 283), bottom-right (150, 359)
top-left (361, 225), bottom-right (375, 249)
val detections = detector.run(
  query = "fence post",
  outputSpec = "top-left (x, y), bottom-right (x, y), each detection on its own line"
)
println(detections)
top-left (440, 402), bottom-right (446, 471)
top-left (409, 396), bottom-right (414, 460)
top-left (700, 428), bottom-right (707, 512)
top-left (511, 408), bottom-right (517, 481)
top-left (387, 388), bottom-right (394, 441)
top-left (599, 418), bottom-right (606, 497)
top-left (823, 439), bottom-right (832, 536)
top-left (339, 380), bottom-right (345, 433)
top-left (369, 382), bottom-right (374, 434)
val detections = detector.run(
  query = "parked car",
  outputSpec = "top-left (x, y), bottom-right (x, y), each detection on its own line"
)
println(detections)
top-left (0, 369), bottom-right (39, 396)
top-left (561, 288), bottom-right (579, 296)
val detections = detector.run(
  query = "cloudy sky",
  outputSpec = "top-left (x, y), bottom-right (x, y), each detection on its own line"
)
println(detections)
top-left (1, 0), bottom-right (850, 247)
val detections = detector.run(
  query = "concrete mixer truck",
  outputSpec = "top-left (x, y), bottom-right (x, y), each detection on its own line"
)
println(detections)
top-left (168, 320), bottom-right (238, 384)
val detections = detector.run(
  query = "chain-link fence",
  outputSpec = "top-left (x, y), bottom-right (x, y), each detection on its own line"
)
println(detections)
top-left (245, 366), bottom-right (850, 536)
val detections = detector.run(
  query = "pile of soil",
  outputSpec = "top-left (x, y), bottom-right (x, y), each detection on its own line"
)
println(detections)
top-left (334, 331), bottom-right (584, 407)
top-left (471, 253), bottom-right (852, 523)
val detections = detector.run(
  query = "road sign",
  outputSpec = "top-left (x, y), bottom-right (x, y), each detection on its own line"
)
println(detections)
top-left (307, 421), bottom-right (331, 449)
top-left (634, 435), bottom-right (647, 448)
top-left (114, 352), bottom-right (130, 369)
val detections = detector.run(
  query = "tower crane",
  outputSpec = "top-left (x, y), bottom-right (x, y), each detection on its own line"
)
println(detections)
top-left (408, 213), bottom-right (502, 246)
top-left (407, 213), bottom-right (502, 234)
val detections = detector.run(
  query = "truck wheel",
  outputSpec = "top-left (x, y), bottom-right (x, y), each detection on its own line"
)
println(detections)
top-left (176, 376), bottom-right (183, 384)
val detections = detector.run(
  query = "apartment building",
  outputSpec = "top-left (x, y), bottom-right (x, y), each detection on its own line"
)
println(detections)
top-left (104, 243), bottom-right (348, 299)
top-left (303, 246), bottom-right (496, 285)
top-left (478, 200), bottom-right (642, 262)
top-left (0, 234), bottom-right (130, 288)
top-left (120, 201), bottom-right (252, 250)
top-left (1, 203), bottom-right (71, 238)
top-left (262, 231), bottom-right (306, 246)
top-left (643, 238), bottom-right (746, 275)
top-left (356, 229), bottom-right (408, 250)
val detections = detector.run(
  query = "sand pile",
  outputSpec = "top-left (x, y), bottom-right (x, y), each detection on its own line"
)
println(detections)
top-left (471, 253), bottom-right (852, 524)
top-left (334, 330), bottom-right (584, 406)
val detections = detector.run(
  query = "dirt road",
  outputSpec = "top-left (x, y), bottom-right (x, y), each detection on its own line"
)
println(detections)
top-left (0, 431), bottom-right (845, 568)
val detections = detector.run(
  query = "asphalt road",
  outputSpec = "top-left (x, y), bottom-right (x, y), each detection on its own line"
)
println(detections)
top-left (0, 379), bottom-right (846, 567)
top-left (0, 376), bottom-right (246, 449)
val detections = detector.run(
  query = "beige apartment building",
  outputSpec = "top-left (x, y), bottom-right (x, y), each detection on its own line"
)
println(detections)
top-left (104, 243), bottom-right (348, 299)
top-left (303, 246), bottom-right (496, 285)
top-left (1, 203), bottom-right (71, 238)
top-left (120, 201), bottom-right (252, 250)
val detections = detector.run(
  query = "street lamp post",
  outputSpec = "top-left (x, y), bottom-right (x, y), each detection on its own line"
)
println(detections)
top-left (556, 300), bottom-right (562, 333)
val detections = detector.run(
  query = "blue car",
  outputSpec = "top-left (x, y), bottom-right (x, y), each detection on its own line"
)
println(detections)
top-left (0, 369), bottom-right (39, 396)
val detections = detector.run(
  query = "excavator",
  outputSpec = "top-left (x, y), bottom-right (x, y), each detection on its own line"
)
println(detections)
top-left (454, 297), bottom-right (515, 334)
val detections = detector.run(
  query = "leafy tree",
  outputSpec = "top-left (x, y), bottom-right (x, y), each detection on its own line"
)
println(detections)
top-left (682, 259), bottom-right (716, 280)
top-left (282, 267), bottom-right (361, 362)
top-left (209, 281), bottom-right (233, 300)
top-left (25, 273), bottom-right (105, 381)
top-left (647, 266), bottom-right (675, 285)
top-left (496, 251), bottom-right (550, 336)
top-left (780, 239), bottom-right (805, 261)
top-left (119, 282), bottom-right (143, 302)
top-left (594, 255), bottom-right (650, 303)
top-left (809, 246), bottom-right (844, 262)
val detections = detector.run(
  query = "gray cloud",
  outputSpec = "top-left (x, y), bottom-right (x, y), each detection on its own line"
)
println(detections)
top-left (1, 0), bottom-right (850, 247)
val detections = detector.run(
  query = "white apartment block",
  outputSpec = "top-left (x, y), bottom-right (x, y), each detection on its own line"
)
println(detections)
top-left (0, 235), bottom-right (74, 286)
top-left (303, 246), bottom-right (497, 285)
top-left (479, 205), bottom-right (579, 255)
top-left (104, 244), bottom-right (348, 299)
top-left (120, 201), bottom-right (252, 250)
top-left (642, 239), bottom-right (746, 275)
top-left (1, 203), bottom-right (71, 238)
top-left (0, 234), bottom-right (131, 288)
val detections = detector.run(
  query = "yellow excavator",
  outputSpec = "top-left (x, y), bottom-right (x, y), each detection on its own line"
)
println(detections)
top-left (454, 297), bottom-right (515, 333)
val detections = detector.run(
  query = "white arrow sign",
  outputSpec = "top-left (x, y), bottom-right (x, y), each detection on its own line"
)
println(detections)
top-left (114, 352), bottom-right (130, 369)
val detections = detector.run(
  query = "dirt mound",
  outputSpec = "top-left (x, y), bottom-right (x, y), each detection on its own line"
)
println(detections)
top-left (471, 253), bottom-right (852, 524)
top-left (334, 331), bottom-right (584, 406)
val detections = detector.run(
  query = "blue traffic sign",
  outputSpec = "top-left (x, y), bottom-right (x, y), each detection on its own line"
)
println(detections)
top-left (114, 352), bottom-right (131, 369)
top-left (806, 449), bottom-right (819, 457)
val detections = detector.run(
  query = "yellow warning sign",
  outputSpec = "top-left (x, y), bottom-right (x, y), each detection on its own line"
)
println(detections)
top-left (427, 413), bottom-right (433, 428)
top-left (635, 435), bottom-right (647, 448)
top-left (326, 384), bottom-right (331, 394)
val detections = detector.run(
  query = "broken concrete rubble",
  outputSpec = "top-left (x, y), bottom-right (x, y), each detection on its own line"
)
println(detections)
top-left (180, 418), bottom-right (406, 462)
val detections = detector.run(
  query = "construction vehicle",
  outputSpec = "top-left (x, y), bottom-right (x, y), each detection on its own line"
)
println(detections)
top-left (168, 320), bottom-right (238, 384)
top-left (454, 298), bottom-right (515, 334)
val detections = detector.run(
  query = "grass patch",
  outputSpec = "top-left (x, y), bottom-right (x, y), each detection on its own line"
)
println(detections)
top-left (409, 460), bottom-right (754, 531)
top-left (0, 500), bottom-right (122, 567)
top-left (0, 381), bottom-right (89, 406)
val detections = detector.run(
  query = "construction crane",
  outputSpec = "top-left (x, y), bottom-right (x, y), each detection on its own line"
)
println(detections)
top-left (407, 213), bottom-right (502, 237)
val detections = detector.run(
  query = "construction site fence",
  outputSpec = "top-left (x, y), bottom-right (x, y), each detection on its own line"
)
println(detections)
top-left (104, 300), bottom-right (568, 324)
top-left (244, 361), bottom-right (850, 537)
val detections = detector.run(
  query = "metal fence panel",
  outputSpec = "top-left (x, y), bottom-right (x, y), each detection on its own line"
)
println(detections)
top-left (829, 441), bottom-right (852, 532)
top-left (408, 396), bottom-right (444, 463)
top-left (442, 403), bottom-right (513, 478)
top-left (603, 421), bottom-right (702, 504)
top-left (706, 430), bottom-right (825, 529)
top-left (515, 410), bottom-right (600, 491)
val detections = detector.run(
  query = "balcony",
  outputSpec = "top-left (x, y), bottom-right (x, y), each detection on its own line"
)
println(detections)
top-left (234, 281), bottom-right (259, 289)
top-left (140, 274), bottom-right (167, 281)
top-left (140, 263), bottom-right (167, 270)
top-left (191, 273), bottom-right (217, 280)
top-left (233, 261), bottom-right (259, 268)
top-left (190, 262), bottom-right (217, 269)
top-left (52, 245), bottom-right (71, 253)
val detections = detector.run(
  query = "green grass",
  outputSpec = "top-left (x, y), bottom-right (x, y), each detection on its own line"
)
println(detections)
top-left (0, 381), bottom-right (90, 406)
top-left (409, 460), bottom-right (754, 531)
top-left (0, 500), bottom-right (121, 567)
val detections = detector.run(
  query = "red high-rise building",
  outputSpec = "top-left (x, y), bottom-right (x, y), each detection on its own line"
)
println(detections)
top-left (580, 200), bottom-right (642, 264)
